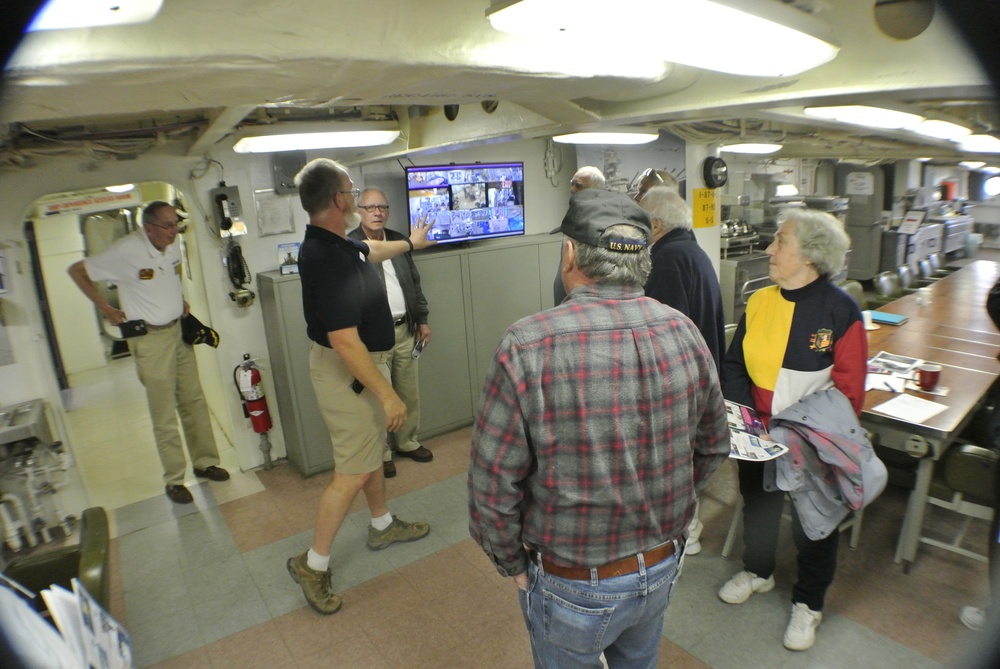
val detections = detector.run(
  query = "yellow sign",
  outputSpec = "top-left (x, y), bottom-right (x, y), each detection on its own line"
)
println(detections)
top-left (692, 188), bottom-right (718, 229)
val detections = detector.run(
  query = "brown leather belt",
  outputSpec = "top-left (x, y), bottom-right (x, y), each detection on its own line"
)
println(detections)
top-left (529, 541), bottom-right (677, 580)
top-left (145, 319), bottom-right (179, 331)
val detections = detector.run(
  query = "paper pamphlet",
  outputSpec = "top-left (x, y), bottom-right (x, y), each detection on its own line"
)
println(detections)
top-left (725, 400), bottom-right (789, 461)
top-left (38, 578), bottom-right (132, 669)
top-left (868, 351), bottom-right (921, 376)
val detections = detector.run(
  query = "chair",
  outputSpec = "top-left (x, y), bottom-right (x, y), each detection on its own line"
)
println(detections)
top-left (839, 279), bottom-right (868, 310)
top-left (868, 270), bottom-right (902, 308)
top-left (897, 264), bottom-right (917, 292)
top-left (927, 252), bottom-right (957, 277)
top-left (3, 507), bottom-right (111, 612)
top-left (918, 443), bottom-right (997, 562)
top-left (915, 257), bottom-right (941, 286)
top-left (722, 495), bottom-right (863, 559)
top-left (724, 323), bottom-right (738, 351)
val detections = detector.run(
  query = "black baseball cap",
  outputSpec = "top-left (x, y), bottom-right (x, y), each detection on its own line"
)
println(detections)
top-left (550, 189), bottom-right (651, 252)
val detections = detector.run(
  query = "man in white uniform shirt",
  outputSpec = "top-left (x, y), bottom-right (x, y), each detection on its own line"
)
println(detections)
top-left (68, 201), bottom-right (229, 504)
top-left (348, 188), bottom-right (433, 478)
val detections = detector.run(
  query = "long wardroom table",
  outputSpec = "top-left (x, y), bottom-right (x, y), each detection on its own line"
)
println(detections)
top-left (861, 260), bottom-right (1000, 570)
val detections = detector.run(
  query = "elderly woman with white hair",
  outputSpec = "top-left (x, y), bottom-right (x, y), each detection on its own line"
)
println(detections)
top-left (718, 208), bottom-right (868, 651)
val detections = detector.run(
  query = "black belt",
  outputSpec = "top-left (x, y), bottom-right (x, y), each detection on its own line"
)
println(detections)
top-left (393, 316), bottom-right (407, 326)
top-left (529, 541), bottom-right (677, 580)
top-left (145, 319), bottom-right (178, 331)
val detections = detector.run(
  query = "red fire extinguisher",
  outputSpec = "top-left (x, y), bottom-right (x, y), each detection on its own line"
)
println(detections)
top-left (234, 354), bottom-right (272, 433)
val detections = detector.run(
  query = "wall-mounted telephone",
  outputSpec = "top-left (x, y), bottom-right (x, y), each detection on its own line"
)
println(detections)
top-left (209, 182), bottom-right (246, 236)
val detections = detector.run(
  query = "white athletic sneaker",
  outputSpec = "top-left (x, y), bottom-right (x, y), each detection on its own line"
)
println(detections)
top-left (686, 516), bottom-right (704, 555)
top-left (718, 570), bottom-right (775, 604)
top-left (783, 602), bottom-right (823, 651)
top-left (960, 606), bottom-right (986, 631)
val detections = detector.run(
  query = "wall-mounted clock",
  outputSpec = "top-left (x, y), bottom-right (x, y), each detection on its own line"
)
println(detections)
top-left (702, 156), bottom-right (729, 189)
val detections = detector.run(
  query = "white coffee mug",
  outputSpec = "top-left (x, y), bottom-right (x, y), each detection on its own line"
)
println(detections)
top-left (862, 310), bottom-right (874, 329)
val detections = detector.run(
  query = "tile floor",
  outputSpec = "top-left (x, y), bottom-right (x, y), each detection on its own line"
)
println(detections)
top-left (9, 293), bottom-right (998, 668)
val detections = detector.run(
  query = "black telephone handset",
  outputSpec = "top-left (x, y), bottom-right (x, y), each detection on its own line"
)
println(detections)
top-left (215, 192), bottom-right (233, 230)
top-left (227, 243), bottom-right (249, 289)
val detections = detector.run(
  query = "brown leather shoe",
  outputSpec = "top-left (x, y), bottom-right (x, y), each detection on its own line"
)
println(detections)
top-left (194, 465), bottom-right (230, 481)
top-left (165, 484), bottom-right (194, 504)
top-left (383, 460), bottom-right (397, 478)
top-left (395, 445), bottom-right (433, 463)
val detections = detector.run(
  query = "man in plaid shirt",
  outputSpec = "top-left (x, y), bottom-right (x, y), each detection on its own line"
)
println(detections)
top-left (468, 189), bottom-right (729, 668)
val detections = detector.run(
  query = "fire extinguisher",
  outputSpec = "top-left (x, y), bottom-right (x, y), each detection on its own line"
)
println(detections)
top-left (234, 353), bottom-right (272, 433)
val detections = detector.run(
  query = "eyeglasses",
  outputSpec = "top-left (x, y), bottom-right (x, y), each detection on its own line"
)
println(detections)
top-left (358, 204), bottom-right (390, 213)
top-left (147, 221), bottom-right (186, 233)
top-left (338, 189), bottom-right (361, 199)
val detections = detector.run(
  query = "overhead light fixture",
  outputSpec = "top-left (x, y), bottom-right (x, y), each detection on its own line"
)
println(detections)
top-left (959, 161), bottom-right (986, 170)
top-left (552, 131), bottom-right (659, 145)
top-left (911, 119), bottom-right (972, 141)
top-left (915, 157), bottom-right (933, 162)
top-left (720, 143), bottom-right (782, 154)
top-left (27, 0), bottom-right (163, 31)
top-left (959, 134), bottom-right (1000, 153)
top-left (774, 184), bottom-right (799, 196)
top-left (105, 184), bottom-right (135, 193)
top-left (981, 166), bottom-right (1000, 175)
top-left (486, 0), bottom-right (839, 78)
top-left (232, 122), bottom-right (401, 154)
top-left (804, 105), bottom-right (924, 130)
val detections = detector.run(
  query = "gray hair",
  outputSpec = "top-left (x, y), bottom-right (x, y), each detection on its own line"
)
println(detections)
top-left (295, 158), bottom-right (349, 215)
top-left (142, 200), bottom-right (174, 225)
top-left (572, 224), bottom-right (652, 285)
top-left (778, 208), bottom-right (851, 277)
top-left (640, 186), bottom-right (692, 232)
top-left (574, 166), bottom-right (606, 189)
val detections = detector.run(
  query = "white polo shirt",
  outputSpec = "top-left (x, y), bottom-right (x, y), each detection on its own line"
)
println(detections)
top-left (84, 229), bottom-right (184, 326)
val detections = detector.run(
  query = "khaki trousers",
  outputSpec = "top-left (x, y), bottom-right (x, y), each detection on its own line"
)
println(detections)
top-left (385, 321), bottom-right (421, 461)
top-left (129, 323), bottom-right (220, 485)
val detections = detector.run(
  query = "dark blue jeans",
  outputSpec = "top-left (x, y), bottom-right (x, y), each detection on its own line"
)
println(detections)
top-left (518, 547), bottom-right (681, 669)
top-left (738, 459), bottom-right (839, 611)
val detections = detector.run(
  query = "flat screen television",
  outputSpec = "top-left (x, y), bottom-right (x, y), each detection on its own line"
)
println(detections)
top-left (405, 161), bottom-right (525, 245)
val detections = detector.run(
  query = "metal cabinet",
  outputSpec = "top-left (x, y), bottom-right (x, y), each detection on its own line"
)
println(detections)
top-left (258, 272), bottom-right (333, 476)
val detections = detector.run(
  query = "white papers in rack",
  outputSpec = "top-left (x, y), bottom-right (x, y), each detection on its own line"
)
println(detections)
top-left (872, 394), bottom-right (948, 423)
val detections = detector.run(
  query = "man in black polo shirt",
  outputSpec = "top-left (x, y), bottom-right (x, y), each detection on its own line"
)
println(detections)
top-left (286, 158), bottom-right (435, 615)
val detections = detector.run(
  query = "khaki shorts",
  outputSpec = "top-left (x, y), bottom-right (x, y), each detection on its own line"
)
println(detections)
top-left (309, 342), bottom-right (392, 475)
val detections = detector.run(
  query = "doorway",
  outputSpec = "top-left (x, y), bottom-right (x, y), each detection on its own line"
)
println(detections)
top-left (26, 182), bottom-right (236, 509)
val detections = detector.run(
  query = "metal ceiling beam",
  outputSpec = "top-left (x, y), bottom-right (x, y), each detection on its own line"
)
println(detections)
top-left (186, 105), bottom-right (256, 157)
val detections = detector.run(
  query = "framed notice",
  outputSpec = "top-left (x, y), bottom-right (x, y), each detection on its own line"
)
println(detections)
top-left (896, 210), bottom-right (926, 235)
top-left (254, 189), bottom-right (296, 237)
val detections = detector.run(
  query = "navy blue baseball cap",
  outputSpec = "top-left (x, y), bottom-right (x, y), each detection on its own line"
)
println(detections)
top-left (551, 189), bottom-right (651, 252)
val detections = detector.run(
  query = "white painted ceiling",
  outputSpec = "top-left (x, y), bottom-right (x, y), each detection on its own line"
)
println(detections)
top-left (0, 0), bottom-right (997, 167)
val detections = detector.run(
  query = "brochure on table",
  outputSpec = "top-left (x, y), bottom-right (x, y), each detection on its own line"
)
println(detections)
top-left (867, 350), bottom-right (950, 418)
top-left (725, 400), bottom-right (789, 461)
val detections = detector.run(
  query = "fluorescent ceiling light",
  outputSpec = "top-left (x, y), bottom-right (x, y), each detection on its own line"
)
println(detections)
top-left (959, 161), bottom-right (986, 170)
top-left (232, 124), bottom-right (400, 154)
top-left (552, 131), bottom-right (658, 145)
top-left (981, 166), bottom-right (1000, 175)
top-left (720, 143), bottom-right (782, 154)
top-left (105, 184), bottom-right (135, 193)
top-left (804, 105), bottom-right (924, 130)
top-left (960, 134), bottom-right (1000, 153)
top-left (775, 184), bottom-right (799, 196)
top-left (911, 119), bottom-right (972, 141)
top-left (27, 0), bottom-right (162, 31)
top-left (915, 157), bottom-right (933, 162)
top-left (486, 0), bottom-right (839, 78)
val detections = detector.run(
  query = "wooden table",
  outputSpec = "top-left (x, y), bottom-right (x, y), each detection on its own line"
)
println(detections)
top-left (861, 260), bottom-right (1000, 569)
